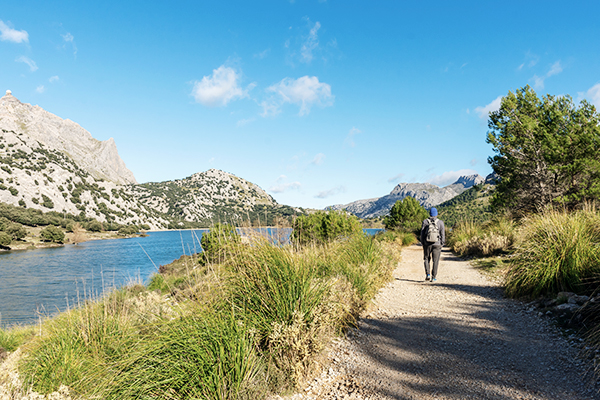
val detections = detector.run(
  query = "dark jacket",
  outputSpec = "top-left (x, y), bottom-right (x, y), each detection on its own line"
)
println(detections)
top-left (420, 217), bottom-right (445, 246)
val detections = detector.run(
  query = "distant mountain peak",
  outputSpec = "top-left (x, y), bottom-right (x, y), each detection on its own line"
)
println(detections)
top-left (452, 174), bottom-right (485, 188)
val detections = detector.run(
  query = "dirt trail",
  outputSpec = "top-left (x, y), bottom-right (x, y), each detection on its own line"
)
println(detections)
top-left (286, 245), bottom-right (599, 400)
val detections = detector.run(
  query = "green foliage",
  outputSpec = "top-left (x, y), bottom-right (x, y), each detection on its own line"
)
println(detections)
top-left (374, 230), bottom-right (417, 246)
top-left (437, 184), bottom-right (494, 227)
top-left (41, 194), bottom-right (54, 209)
top-left (86, 220), bottom-right (103, 232)
top-left (6, 222), bottom-right (26, 240)
top-left (0, 325), bottom-right (36, 352)
top-left (487, 86), bottom-right (600, 213)
top-left (118, 225), bottom-right (139, 235)
top-left (383, 196), bottom-right (428, 232)
top-left (505, 208), bottom-right (600, 298)
top-left (40, 225), bottom-right (65, 243)
top-left (18, 199), bottom-right (25, 207)
top-left (291, 210), bottom-right (362, 245)
top-left (448, 216), bottom-right (515, 257)
top-left (8, 186), bottom-right (18, 196)
top-left (200, 223), bottom-right (241, 264)
top-left (0, 231), bottom-right (11, 246)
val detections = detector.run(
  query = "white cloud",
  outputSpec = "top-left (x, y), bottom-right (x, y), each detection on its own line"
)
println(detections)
top-left (547, 61), bottom-right (563, 77)
top-left (35, 85), bottom-right (45, 93)
top-left (301, 21), bottom-right (320, 63)
top-left (518, 51), bottom-right (539, 70)
top-left (0, 21), bottom-right (28, 43)
top-left (49, 75), bottom-right (59, 83)
top-left (266, 76), bottom-right (333, 116)
top-left (388, 173), bottom-right (405, 183)
top-left (311, 153), bottom-right (325, 165)
top-left (579, 83), bottom-right (600, 108)
top-left (15, 56), bottom-right (38, 72)
top-left (470, 158), bottom-right (478, 166)
top-left (474, 96), bottom-right (502, 119)
top-left (191, 65), bottom-right (252, 107)
top-left (236, 117), bottom-right (255, 127)
top-left (531, 60), bottom-right (563, 90)
top-left (269, 175), bottom-right (301, 193)
top-left (427, 169), bottom-right (479, 187)
top-left (61, 32), bottom-right (77, 56)
top-left (254, 48), bottom-right (270, 59)
top-left (62, 32), bottom-right (74, 42)
top-left (315, 186), bottom-right (345, 199)
top-left (344, 127), bottom-right (362, 147)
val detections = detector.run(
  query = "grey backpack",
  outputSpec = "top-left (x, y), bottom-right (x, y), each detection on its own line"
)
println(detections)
top-left (426, 218), bottom-right (439, 243)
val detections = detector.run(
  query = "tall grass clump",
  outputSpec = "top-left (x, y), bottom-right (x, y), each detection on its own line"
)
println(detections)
top-left (374, 230), bottom-right (417, 246)
top-left (505, 208), bottom-right (600, 298)
top-left (449, 216), bottom-right (515, 257)
top-left (100, 307), bottom-right (262, 400)
top-left (0, 325), bottom-right (35, 354)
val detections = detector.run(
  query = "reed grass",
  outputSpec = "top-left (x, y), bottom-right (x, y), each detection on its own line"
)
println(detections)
top-left (449, 216), bottom-right (515, 257)
top-left (9, 228), bottom-right (401, 398)
top-left (505, 208), bottom-right (600, 298)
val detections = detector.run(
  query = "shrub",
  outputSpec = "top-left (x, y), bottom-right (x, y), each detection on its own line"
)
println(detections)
top-left (40, 225), bottom-right (65, 243)
top-left (449, 216), bottom-right (515, 257)
top-left (6, 222), bottom-right (26, 240)
top-left (0, 231), bottom-right (11, 246)
top-left (505, 208), bottom-right (600, 298)
top-left (200, 223), bottom-right (241, 264)
top-left (41, 194), bottom-right (54, 209)
top-left (118, 225), bottom-right (139, 235)
top-left (87, 220), bottom-right (103, 232)
top-left (291, 210), bottom-right (362, 245)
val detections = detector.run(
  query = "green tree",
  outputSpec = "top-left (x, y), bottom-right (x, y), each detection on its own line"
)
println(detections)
top-left (0, 232), bottom-right (11, 246)
top-left (487, 86), bottom-right (600, 213)
top-left (291, 210), bottom-right (362, 245)
top-left (6, 222), bottom-right (27, 240)
top-left (86, 220), bottom-right (103, 232)
top-left (40, 225), bottom-right (65, 243)
top-left (384, 197), bottom-right (428, 232)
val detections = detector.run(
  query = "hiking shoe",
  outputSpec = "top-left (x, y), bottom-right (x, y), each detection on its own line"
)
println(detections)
top-left (425, 274), bottom-right (431, 281)
top-left (431, 278), bottom-right (437, 282)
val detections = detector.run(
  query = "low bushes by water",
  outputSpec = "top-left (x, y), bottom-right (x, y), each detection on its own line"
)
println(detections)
top-left (2, 227), bottom-right (400, 399)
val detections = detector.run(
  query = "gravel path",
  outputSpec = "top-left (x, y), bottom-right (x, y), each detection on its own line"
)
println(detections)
top-left (282, 245), bottom-right (599, 400)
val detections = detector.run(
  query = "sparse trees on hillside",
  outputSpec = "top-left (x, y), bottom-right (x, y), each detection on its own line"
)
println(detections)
top-left (487, 85), bottom-right (600, 213)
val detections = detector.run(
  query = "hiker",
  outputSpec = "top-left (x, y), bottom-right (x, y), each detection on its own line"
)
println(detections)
top-left (420, 207), bottom-right (445, 282)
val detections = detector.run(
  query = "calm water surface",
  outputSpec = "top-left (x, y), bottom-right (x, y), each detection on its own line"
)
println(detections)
top-left (0, 228), bottom-right (378, 328)
top-left (0, 230), bottom-right (209, 328)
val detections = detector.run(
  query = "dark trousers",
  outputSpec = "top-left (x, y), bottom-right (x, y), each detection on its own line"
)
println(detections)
top-left (423, 244), bottom-right (442, 278)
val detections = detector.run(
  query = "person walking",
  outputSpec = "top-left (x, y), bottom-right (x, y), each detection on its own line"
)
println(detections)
top-left (420, 207), bottom-right (445, 282)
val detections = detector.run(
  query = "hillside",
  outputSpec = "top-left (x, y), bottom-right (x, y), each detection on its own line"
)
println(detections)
top-left (328, 174), bottom-right (485, 218)
top-left (437, 183), bottom-right (494, 227)
top-left (0, 91), bottom-right (300, 229)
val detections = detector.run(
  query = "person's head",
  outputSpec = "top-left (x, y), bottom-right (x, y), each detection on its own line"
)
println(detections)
top-left (429, 207), bottom-right (438, 217)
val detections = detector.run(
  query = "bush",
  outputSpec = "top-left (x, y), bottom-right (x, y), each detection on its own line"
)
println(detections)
top-left (40, 225), bottom-right (65, 243)
top-left (291, 210), bottom-right (362, 245)
top-left (0, 231), bottom-right (11, 246)
top-left (87, 220), bottom-right (103, 232)
top-left (118, 225), bottom-right (139, 235)
top-left (505, 208), bottom-right (600, 298)
top-left (200, 223), bottom-right (241, 264)
top-left (6, 222), bottom-right (26, 240)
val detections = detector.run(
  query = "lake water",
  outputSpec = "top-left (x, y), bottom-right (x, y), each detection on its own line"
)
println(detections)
top-left (0, 228), bottom-right (381, 328)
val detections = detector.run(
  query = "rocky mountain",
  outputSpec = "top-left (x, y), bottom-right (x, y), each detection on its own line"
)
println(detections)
top-left (328, 174), bottom-right (485, 219)
top-left (0, 91), bottom-right (298, 228)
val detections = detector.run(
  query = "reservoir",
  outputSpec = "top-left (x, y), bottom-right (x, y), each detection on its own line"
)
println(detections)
top-left (0, 228), bottom-right (380, 328)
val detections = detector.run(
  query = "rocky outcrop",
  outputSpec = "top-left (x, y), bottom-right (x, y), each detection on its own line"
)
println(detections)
top-left (0, 90), bottom-right (136, 185)
top-left (328, 174), bottom-right (485, 218)
top-left (0, 91), bottom-right (295, 228)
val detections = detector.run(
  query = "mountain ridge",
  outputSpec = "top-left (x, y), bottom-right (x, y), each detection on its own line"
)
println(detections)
top-left (328, 174), bottom-right (485, 218)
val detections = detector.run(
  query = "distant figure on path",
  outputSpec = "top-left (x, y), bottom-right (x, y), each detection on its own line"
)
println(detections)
top-left (420, 207), bottom-right (445, 282)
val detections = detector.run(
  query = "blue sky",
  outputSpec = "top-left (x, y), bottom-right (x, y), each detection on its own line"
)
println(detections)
top-left (2, 1), bottom-right (600, 209)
